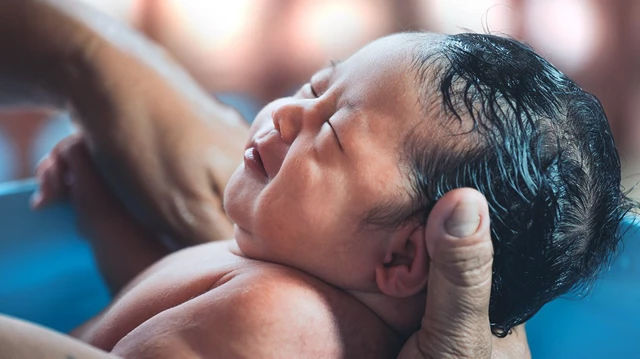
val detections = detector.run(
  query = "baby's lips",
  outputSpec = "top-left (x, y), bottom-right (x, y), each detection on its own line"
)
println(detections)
top-left (255, 130), bottom-right (289, 179)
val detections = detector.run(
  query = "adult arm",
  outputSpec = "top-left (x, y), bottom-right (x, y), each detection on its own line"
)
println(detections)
top-left (1, 0), bottom-right (249, 246)
top-left (398, 188), bottom-right (530, 358)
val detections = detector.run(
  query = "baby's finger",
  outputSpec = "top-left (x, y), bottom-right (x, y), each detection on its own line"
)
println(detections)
top-left (31, 154), bottom-right (68, 209)
top-left (59, 137), bottom-right (109, 209)
top-left (32, 156), bottom-right (55, 209)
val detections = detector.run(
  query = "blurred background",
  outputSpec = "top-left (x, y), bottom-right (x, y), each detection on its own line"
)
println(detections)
top-left (1, 1), bottom-right (639, 356)
top-left (0, 0), bottom-right (638, 200)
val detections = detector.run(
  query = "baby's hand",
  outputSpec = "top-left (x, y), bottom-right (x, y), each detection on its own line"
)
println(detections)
top-left (31, 134), bottom-right (83, 209)
top-left (31, 132), bottom-right (136, 237)
top-left (31, 131), bottom-right (169, 292)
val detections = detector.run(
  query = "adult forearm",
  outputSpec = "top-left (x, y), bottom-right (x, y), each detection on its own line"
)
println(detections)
top-left (1, 0), bottom-right (249, 244)
top-left (64, 16), bottom-right (246, 245)
top-left (0, 0), bottom-right (92, 108)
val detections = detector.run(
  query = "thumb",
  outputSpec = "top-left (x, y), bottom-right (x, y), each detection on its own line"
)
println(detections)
top-left (418, 188), bottom-right (494, 358)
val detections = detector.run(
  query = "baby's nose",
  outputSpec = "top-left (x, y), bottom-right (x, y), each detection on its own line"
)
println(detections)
top-left (272, 100), bottom-right (306, 145)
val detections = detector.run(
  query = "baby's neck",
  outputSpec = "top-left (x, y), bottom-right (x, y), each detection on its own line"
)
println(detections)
top-left (231, 241), bottom-right (425, 336)
top-left (348, 289), bottom-right (426, 337)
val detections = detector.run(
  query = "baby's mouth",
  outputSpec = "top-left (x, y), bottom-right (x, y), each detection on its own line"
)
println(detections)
top-left (244, 146), bottom-right (268, 178)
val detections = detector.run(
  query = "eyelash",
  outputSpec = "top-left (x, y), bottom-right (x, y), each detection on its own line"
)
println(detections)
top-left (310, 83), bottom-right (343, 151)
top-left (310, 84), bottom-right (319, 97)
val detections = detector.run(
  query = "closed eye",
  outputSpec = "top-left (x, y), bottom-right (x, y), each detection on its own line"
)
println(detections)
top-left (326, 120), bottom-right (343, 151)
top-left (309, 83), bottom-right (342, 151)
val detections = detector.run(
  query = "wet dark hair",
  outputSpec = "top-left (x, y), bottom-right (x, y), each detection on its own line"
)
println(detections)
top-left (406, 33), bottom-right (632, 336)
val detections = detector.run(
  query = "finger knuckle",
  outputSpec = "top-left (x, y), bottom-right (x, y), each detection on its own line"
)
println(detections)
top-left (432, 240), bottom-right (494, 287)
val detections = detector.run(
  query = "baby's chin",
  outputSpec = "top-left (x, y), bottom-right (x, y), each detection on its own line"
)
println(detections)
top-left (222, 164), bottom-right (255, 223)
top-left (231, 223), bottom-right (261, 259)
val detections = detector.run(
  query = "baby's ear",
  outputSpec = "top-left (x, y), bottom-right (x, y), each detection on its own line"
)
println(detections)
top-left (375, 224), bottom-right (429, 298)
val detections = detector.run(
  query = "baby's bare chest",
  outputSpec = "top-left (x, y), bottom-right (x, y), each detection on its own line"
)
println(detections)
top-left (81, 241), bottom-right (398, 357)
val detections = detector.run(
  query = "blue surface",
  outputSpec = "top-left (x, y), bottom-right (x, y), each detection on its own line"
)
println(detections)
top-left (527, 216), bottom-right (640, 357)
top-left (0, 179), bottom-right (110, 333)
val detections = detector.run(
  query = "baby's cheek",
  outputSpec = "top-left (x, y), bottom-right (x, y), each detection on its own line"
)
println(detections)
top-left (246, 110), bottom-right (271, 140)
top-left (292, 169), bottom-right (349, 232)
top-left (223, 166), bottom-right (260, 225)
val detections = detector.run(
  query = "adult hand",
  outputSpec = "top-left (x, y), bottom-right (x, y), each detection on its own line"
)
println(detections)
top-left (2, 0), bottom-right (249, 245)
top-left (398, 188), bottom-right (530, 359)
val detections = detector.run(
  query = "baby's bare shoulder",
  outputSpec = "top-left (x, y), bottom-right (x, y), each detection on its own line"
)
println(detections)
top-left (112, 249), bottom-right (398, 358)
top-left (220, 264), bottom-right (349, 340)
top-left (113, 263), bottom-right (351, 358)
top-left (191, 264), bottom-right (398, 358)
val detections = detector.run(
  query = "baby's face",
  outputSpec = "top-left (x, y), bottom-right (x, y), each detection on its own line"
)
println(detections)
top-left (224, 33), bottom-right (438, 290)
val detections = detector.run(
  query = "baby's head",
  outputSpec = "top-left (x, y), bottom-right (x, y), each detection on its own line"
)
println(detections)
top-left (407, 32), bottom-right (630, 335)
top-left (224, 32), bottom-right (629, 335)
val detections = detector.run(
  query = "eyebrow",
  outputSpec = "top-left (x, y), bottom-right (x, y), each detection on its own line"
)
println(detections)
top-left (309, 59), bottom-right (340, 88)
top-left (327, 59), bottom-right (341, 77)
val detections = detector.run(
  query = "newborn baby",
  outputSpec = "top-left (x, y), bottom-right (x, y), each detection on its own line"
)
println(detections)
top-left (35, 31), bottom-right (627, 358)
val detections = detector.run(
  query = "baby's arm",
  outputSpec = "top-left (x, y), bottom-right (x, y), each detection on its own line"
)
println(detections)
top-left (0, 314), bottom-right (118, 359)
top-left (1, 0), bottom-right (249, 245)
top-left (34, 134), bottom-right (170, 295)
